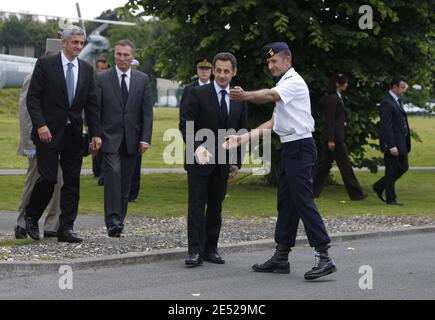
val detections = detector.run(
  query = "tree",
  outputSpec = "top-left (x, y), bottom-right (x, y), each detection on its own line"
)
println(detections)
top-left (127, 0), bottom-right (434, 183)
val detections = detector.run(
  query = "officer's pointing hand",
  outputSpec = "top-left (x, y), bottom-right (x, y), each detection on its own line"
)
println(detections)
top-left (229, 86), bottom-right (245, 102)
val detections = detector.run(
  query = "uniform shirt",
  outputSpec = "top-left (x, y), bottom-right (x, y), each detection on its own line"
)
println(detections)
top-left (198, 79), bottom-right (210, 86)
top-left (272, 67), bottom-right (314, 142)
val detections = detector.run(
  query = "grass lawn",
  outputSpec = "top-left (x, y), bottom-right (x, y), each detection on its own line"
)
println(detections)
top-left (1, 87), bottom-right (434, 168)
top-left (0, 171), bottom-right (434, 218)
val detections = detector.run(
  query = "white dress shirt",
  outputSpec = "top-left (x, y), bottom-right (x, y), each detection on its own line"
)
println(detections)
top-left (61, 52), bottom-right (79, 96)
top-left (271, 67), bottom-right (314, 143)
top-left (213, 80), bottom-right (230, 115)
top-left (115, 65), bottom-right (131, 91)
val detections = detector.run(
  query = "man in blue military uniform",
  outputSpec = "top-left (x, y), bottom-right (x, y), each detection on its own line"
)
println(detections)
top-left (226, 42), bottom-right (336, 280)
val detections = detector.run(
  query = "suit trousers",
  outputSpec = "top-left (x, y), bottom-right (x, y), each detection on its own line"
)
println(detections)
top-left (103, 143), bottom-right (137, 229)
top-left (373, 152), bottom-right (409, 202)
top-left (312, 142), bottom-right (365, 199)
top-left (187, 166), bottom-right (228, 255)
top-left (129, 154), bottom-right (142, 201)
top-left (17, 157), bottom-right (62, 232)
top-left (26, 125), bottom-right (83, 231)
top-left (275, 138), bottom-right (331, 248)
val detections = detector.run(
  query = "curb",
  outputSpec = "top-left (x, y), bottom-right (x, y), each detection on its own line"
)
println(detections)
top-left (1, 225), bottom-right (434, 281)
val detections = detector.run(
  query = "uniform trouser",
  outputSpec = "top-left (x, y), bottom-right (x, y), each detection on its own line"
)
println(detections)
top-left (26, 126), bottom-right (83, 232)
top-left (129, 154), bottom-right (142, 201)
top-left (312, 142), bottom-right (365, 199)
top-left (275, 138), bottom-right (331, 248)
top-left (373, 152), bottom-right (409, 203)
top-left (187, 167), bottom-right (228, 255)
top-left (17, 157), bottom-right (62, 232)
top-left (103, 145), bottom-right (137, 230)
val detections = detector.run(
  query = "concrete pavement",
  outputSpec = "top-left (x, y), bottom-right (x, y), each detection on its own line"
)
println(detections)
top-left (1, 232), bottom-right (434, 300)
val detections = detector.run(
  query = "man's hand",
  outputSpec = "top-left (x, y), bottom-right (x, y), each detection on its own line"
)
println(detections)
top-left (229, 165), bottom-right (239, 179)
top-left (37, 126), bottom-right (52, 144)
top-left (139, 142), bottom-right (150, 155)
top-left (229, 86), bottom-right (247, 102)
top-left (328, 141), bottom-right (336, 151)
top-left (222, 134), bottom-right (249, 150)
top-left (390, 147), bottom-right (399, 157)
top-left (89, 136), bottom-right (102, 157)
top-left (195, 145), bottom-right (213, 165)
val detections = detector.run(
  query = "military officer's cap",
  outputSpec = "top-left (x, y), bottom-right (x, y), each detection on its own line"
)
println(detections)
top-left (263, 42), bottom-right (291, 59)
top-left (195, 57), bottom-right (212, 69)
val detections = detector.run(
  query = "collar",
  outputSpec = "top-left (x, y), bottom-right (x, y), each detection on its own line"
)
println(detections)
top-left (61, 51), bottom-right (79, 68)
top-left (213, 80), bottom-right (229, 95)
top-left (276, 67), bottom-right (295, 84)
top-left (336, 91), bottom-right (342, 99)
top-left (116, 65), bottom-right (132, 78)
top-left (198, 79), bottom-right (210, 86)
top-left (389, 90), bottom-right (400, 103)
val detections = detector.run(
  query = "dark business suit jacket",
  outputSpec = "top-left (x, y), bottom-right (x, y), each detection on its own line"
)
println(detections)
top-left (179, 82), bottom-right (248, 179)
top-left (96, 68), bottom-right (153, 155)
top-left (379, 93), bottom-right (411, 155)
top-left (27, 53), bottom-right (101, 147)
top-left (321, 93), bottom-right (346, 143)
top-left (179, 80), bottom-right (200, 121)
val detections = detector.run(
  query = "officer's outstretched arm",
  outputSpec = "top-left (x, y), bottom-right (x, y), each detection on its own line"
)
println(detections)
top-left (223, 116), bottom-right (274, 150)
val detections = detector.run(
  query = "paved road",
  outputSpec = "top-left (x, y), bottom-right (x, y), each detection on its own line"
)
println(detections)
top-left (0, 212), bottom-right (103, 232)
top-left (1, 232), bottom-right (434, 300)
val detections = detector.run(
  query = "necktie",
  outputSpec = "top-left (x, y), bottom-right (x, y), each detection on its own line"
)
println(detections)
top-left (220, 89), bottom-right (228, 126)
top-left (121, 74), bottom-right (128, 106)
top-left (66, 62), bottom-right (74, 107)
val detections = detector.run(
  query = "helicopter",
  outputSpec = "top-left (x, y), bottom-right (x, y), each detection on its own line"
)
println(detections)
top-left (0, 4), bottom-right (135, 90)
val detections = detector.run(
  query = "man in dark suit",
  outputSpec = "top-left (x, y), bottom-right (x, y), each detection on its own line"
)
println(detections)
top-left (312, 73), bottom-right (367, 200)
top-left (180, 52), bottom-right (248, 267)
top-left (96, 40), bottom-right (153, 237)
top-left (373, 75), bottom-right (410, 205)
top-left (25, 25), bottom-right (101, 243)
top-left (179, 57), bottom-right (213, 123)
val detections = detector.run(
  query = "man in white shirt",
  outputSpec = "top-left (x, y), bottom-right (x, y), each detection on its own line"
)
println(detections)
top-left (226, 42), bottom-right (336, 280)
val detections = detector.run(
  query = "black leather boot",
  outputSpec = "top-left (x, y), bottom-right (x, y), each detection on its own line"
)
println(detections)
top-left (304, 250), bottom-right (337, 280)
top-left (24, 213), bottom-right (40, 241)
top-left (252, 244), bottom-right (290, 274)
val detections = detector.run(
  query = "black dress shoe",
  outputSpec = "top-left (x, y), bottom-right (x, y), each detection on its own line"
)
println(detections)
top-left (44, 231), bottom-right (58, 238)
top-left (108, 226), bottom-right (123, 238)
top-left (387, 200), bottom-right (404, 206)
top-left (14, 225), bottom-right (28, 239)
top-left (204, 251), bottom-right (225, 264)
top-left (351, 193), bottom-right (368, 201)
top-left (372, 185), bottom-right (386, 203)
top-left (185, 253), bottom-right (203, 267)
top-left (24, 215), bottom-right (40, 240)
top-left (58, 230), bottom-right (83, 243)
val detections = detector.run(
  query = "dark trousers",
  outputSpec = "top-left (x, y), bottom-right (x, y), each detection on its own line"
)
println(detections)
top-left (312, 142), bottom-right (365, 199)
top-left (275, 138), bottom-right (331, 248)
top-left (187, 167), bottom-right (228, 255)
top-left (103, 143), bottom-right (137, 229)
top-left (92, 152), bottom-right (104, 178)
top-left (129, 154), bottom-right (142, 201)
top-left (373, 152), bottom-right (409, 202)
top-left (26, 126), bottom-right (82, 232)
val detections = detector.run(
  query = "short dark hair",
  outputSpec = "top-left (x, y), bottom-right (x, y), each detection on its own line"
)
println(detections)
top-left (390, 75), bottom-right (407, 88)
top-left (115, 39), bottom-right (136, 53)
top-left (328, 73), bottom-right (348, 93)
top-left (96, 59), bottom-right (108, 65)
top-left (212, 52), bottom-right (237, 71)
